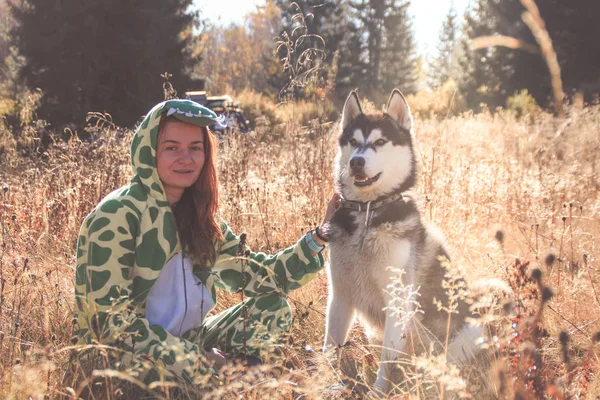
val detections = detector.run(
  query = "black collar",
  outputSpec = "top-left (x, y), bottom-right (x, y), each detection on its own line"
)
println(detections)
top-left (339, 191), bottom-right (405, 212)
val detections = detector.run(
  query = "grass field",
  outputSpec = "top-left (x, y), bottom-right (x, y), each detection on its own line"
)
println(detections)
top-left (1, 95), bottom-right (599, 399)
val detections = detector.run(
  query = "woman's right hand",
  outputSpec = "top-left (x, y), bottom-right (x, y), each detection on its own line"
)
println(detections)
top-left (205, 347), bottom-right (227, 368)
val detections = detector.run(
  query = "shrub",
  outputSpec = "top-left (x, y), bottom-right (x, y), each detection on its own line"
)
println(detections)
top-left (406, 79), bottom-right (467, 118)
top-left (506, 89), bottom-right (541, 119)
top-left (235, 90), bottom-right (282, 130)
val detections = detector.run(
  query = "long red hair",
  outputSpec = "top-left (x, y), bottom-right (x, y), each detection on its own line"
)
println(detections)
top-left (158, 115), bottom-right (224, 266)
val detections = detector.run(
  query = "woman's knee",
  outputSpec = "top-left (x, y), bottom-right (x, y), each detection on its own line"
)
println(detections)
top-left (250, 293), bottom-right (292, 333)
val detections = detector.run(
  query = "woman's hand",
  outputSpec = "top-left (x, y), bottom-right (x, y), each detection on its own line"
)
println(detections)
top-left (316, 193), bottom-right (341, 242)
top-left (205, 347), bottom-right (227, 369)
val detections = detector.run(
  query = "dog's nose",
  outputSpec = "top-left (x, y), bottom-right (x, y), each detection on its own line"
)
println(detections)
top-left (350, 157), bottom-right (365, 169)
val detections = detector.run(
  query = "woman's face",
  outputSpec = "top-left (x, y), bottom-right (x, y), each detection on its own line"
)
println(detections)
top-left (156, 120), bottom-right (206, 196)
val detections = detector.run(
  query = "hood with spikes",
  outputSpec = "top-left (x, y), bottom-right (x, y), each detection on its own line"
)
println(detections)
top-left (129, 99), bottom-right (218, 202)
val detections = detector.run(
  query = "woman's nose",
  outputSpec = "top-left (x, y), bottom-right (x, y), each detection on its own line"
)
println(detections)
top-left (177, 151), bottom-right (193, 164)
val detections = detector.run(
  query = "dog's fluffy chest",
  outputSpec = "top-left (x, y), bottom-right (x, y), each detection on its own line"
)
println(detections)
top-left (329, 214), bottom-right (419, 291)
top-left (329, 204), bottom-right (421, 265)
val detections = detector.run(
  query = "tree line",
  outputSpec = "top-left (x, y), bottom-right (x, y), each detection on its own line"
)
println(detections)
top-left (0, 0), bottom-right (598, 130)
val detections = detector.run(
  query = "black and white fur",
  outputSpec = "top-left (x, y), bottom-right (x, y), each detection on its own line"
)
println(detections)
top-left (324, 90), bottom-right (481, 393)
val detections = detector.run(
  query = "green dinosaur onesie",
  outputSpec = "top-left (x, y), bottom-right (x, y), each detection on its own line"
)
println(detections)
top-left (73, 99), bottom-right (325, 384)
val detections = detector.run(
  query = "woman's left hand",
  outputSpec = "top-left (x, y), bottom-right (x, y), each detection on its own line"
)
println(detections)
top-left (316, 193), bottom-right (341, 241)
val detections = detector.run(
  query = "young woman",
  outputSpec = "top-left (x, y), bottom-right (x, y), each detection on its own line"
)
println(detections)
top-left (73, 99), bottom-right (338, 384)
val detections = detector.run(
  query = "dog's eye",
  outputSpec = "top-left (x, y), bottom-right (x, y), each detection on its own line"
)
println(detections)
top-left (375, 139), bottom-right (387, 146)
top-left (349, 139), bottom-right (359, 147)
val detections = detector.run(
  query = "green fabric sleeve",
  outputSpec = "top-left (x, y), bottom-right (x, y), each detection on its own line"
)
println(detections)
top-left (212, 220), bottom-right (325, 296)
top-left (73, 201), bottom-right (211, 384)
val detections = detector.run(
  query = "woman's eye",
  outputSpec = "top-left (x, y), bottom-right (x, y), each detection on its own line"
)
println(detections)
top-left (191, 146), bottom-right (203, 151)
top-left (375, 139), bottom-right (387, 146)
top-left (166, 146), bottom-right (177, 151)
top-left (349, 139), bottom-right (358, 146)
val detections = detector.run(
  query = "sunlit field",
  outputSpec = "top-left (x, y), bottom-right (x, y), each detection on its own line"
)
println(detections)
top-left (1, 94), bottom-right (599, 398)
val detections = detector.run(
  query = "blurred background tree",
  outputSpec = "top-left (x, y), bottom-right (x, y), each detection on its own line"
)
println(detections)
top-left (0, 0), bottom-right (22, 118)
top-left (9, 0), bottom-right (200, 128)
top-left (429, 3), bottom-right (459, 90)
top-left (0, 0), bottom-right (12, 73)
top-left (377, 0), bottom-right (418, 99)
top-left (459, 0), bottom-right (600, 110)
top-left (195, 1), bottom-right (284, 95)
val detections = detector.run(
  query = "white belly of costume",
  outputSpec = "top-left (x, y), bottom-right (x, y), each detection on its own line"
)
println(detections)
top-left (146, 253), bottom-right (215, 337)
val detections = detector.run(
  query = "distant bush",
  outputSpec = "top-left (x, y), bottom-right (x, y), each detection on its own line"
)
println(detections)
top-left (234, 90), bottom-right (337, 139)
top-left (235, 90), bottom-right (282, 130)
top-left (406, 79), bottom-right (467, 118)
top-left (506, 89), bottom-right (541, 119)
top-left (275, 98), bottom-right (336, 128)
top-left (0, 96), bottom-right (16, 118)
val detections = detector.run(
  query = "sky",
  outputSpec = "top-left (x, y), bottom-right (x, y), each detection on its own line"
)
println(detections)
top-left (194, 0), bottom-right (472, 56)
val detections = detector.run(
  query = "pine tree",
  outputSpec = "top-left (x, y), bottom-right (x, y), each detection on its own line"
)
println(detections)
top-left (430, 3), bottom-right (459, 89)
top-left (379, 0), bottom-right (418, 97)
top-left (352, 0), bottom-right (383, 97)
top-left (10, 0), bottom-right (199, 128)
top-left (350, 0), bottom-right (418, 102)
top-left (332, 10), bottom-right (367, 101)
top-left (457, 0), bottom-right (518, 110)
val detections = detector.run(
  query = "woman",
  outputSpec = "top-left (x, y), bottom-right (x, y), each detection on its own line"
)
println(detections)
top-left (73, 99), bottom-right (338, 384)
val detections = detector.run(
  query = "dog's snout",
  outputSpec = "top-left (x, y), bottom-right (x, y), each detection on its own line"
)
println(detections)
top-left (350, 157), bottom-right (365, 169)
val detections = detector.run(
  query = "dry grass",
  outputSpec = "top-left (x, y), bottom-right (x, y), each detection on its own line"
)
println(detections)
top-left (0, 95), bottom-right (599, 398)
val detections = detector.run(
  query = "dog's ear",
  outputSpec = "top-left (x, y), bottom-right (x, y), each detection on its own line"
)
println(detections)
top-left (386, 89), bottom-right (412, 131)
top-left (341, 91), bottom-right (362, 131)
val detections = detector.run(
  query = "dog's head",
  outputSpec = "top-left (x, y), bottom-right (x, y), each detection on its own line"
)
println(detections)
top-left (335, 89), bottom-right (416, 201)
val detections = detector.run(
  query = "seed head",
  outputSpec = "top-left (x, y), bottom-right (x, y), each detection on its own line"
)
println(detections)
top-left (2, 186), bottom-right (7, 193)
top-left (559, 331), bottom-right (569, 345)
top-left (593, 331), bottom-right (600, 343)
top-left (545, 253), bottom-right (556, 266)
top-left (560, 331), bottom-right (570, 366)
top-left (541, 286), bottom-right (554, 303)
top-left (494, 230), bottom-right (505, 244)
top-left (530, 268), bottom-right (542, 282)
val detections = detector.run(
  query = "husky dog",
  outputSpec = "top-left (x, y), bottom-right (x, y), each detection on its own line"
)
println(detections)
top-left (324, 90), bottom-right (482, 392)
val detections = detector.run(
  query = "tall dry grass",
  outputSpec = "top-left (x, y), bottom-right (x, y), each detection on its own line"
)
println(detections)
top-left (0, 94), bottom-right (599, 398)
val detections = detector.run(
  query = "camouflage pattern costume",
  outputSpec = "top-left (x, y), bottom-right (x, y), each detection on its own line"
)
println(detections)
top-left (73, 100), bottom-right (325, 384)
